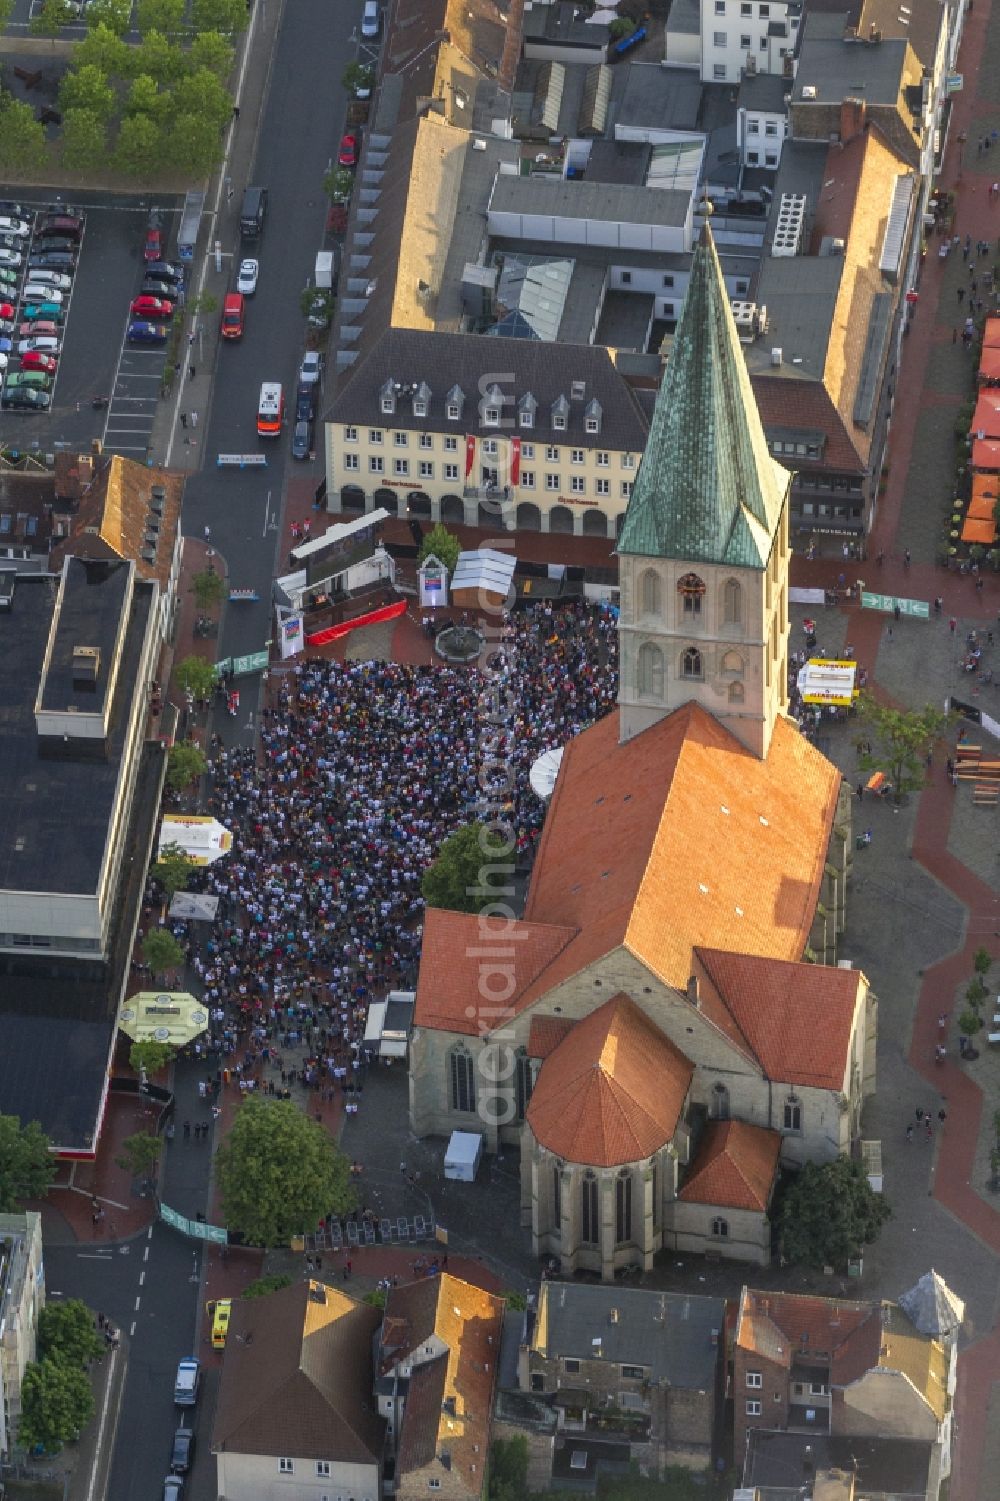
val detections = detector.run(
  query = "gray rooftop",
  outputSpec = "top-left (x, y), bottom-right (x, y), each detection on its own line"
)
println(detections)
top-left (326, 327), bottom-right (649, 452)
top-left (738, 71), bottom-right (793, 113)
top-left (616, 61), bottom-right (703, 130)
top-left (0, 565), bottom-right (155, 896)
top-left (537, 1283), bottom-right (724, 1390)
top-left (792, 26), bottom-right (910, 105)
top-left (747, 253), bottom-right (844, 380)
top-left (745, 1430), bottom-right (933, 1498)
top-left (666, 0), bottom-right (700, 36)
top-left (39, 556), bottom-right (130, 720)
top-left (490, 174), bottom-right (691, 231)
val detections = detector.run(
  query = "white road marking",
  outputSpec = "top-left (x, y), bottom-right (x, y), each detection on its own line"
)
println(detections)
top-left (84, 1341), bottom-right (125, 1501)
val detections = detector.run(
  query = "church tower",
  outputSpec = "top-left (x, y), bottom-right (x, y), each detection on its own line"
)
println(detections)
top-left (617, 226), bottom-right (792, 760)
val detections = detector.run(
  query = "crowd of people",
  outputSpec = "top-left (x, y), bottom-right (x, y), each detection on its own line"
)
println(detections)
top-left (167, 601), bottom-right (618, 1091)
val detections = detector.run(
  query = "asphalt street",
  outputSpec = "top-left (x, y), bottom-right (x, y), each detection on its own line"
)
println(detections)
top-left (182, 0), bottom-right (363, 753)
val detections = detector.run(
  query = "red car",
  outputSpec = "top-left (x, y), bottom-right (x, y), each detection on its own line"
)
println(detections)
top-left (19, 320), bottom-right (59, 339)
top-left (131, 294), bottom-right (173, 319)
top-left (143, 220), bottom-right (162, 263)
top-left (0, 302), bottom-right (13, 320)
top-left (21, 350), bottom-right (57, 373)
top-left (338, 132), bottom-right (358, 168)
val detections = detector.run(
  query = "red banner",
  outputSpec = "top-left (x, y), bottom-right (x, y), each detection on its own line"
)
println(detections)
top-left (465, 433), bottom-right (476, 479)
top-left (306, 600), bottom-right (406, 647)
top-left (510, 435), bottom-right (521, 486)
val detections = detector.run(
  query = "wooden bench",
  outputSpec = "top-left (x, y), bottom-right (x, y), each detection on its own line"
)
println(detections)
top-left (957, 744), bottom-right (982, 761)
top-left (973, 787), bottom-right (999, 806)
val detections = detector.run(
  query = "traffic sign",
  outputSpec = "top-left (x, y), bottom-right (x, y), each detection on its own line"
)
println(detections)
top-left (861, 592), bottom-right (929, 619)
top-left (232, 651), bottom-right (269, 676)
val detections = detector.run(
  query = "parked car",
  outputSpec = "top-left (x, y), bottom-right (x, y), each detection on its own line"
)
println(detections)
top-left (338, 132), bottom-right (358, 168)
top-left (127, 321), bottom-right (169, 344)
top-left (0, 325), bottom-right (13, 340)
top-left (236, 258), bottom-right (258, 295)
top-left (38, 214), bottom-right (83, 241)
top-left (1, 387), bottom-right (50, 409)
top-left (0, 352), bottom-right (8, 371)
top-left (0, 338), bottom-right (11, 354)
top-left (131, 295), bottom-right (173, 319)
top-left (28, 251), bottom-right (76, 270)
top-left (162, 1477), bottom-right (184, 1501)
top-left (0, 216), bottom-right (30, 238)
top-left (145, 260), bottom-right (184, 284)
top-left (18, 337), bottom-right (61, 356)
top-left (31, 237), bottom-right (77, 256)
top-left (19, 321), bottom-right (60, 339)
top-left (169, 1428), bottom-right (195, 1475)
top-left (22, 286), bottom-right (63, 305)
top-left (361, 0), bottom-right (381, 36)
top-left (0, 302), bottom-right (13, 320)
top-left (295, 383), bottom-right (316, 421)
top-left (144, 212), bottom-right (163, 263)
top-left (26, 270), bottom-right (71, 290)
top-left (0, 268), bottom-right (19, 290)
top-left (298, 351), bottom-right (323, 386)
top-left (6, 370), bottom-right (52, 392)
top-left (0, 248), bottom-right (23, 268)
top-left (220, 292), bottom-right (245, 340)
top-left (0, 202), bottom-right (26, 219)
top-left (0, 234), bottom-right (25, 255)
top-left (291, 419), bottom-right (313, 459)
top-left (22, 305), bottom-right (63, 323)
top-left (173, 1358), bottom-right (200, 1407)
top-left (21, 352), bottom-right (57, 374)
top-left (141, 280), bottom-right (178, 303)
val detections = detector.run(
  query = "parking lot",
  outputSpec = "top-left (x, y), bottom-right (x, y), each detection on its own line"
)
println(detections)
top-left (0, 191), bottom-right (181, 457)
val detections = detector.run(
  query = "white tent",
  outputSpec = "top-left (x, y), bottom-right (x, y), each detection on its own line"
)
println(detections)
top-left (159, 815), bottom-right (233, 867)
top-left (444, 1130), bottom-right (483, 1182)
top-left (451, 548), bottom-right (516, 604)
top-left (530, 746), bottom-right (564, 801)
top-left (796, 658), bottom-right (858, 707)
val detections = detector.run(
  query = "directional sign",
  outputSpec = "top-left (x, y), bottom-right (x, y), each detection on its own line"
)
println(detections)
top-left (861, 592), bottom-right (929, 619)
top-left (232, 651), bottom-right (269, 676)
top-left (159, 1202), bottom-right (228, 1244)
top-left (214, 657), bottom-right (233, 678)
top-left (217, 453), bottom-right (267, 468)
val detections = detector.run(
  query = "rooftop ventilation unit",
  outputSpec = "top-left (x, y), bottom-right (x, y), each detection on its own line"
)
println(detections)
top-left (772, 192), bottom-right (806, 256)
top-left (730, 300), bottom-right (768, 340)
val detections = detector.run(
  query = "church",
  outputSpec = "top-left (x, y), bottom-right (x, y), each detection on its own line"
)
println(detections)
top-left (408, 229), bottom-right (875, 1280)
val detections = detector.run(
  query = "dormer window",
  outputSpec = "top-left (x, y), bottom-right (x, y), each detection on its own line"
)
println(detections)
top-left (484, 406), bottom-right (500, 426)
top-left (551, 394), bottom-right (570, 431)
top-left (447, 404), bottom-right (460, 421)
top-left (519, 392), bottom-right (537, 430)
top-left (480, 382), bottom-right (503, 428)
top-left (585, 397), bottom-right (602, 436)
top-left (553, 413), bottom-right (567, 430)
top-left (446, 384), bottom-right (465, 422)
top-left (413, 381), bottom-right (431, 419)
top-left (379, 378), bottom-right (396, 417)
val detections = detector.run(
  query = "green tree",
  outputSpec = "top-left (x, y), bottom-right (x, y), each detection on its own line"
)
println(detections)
top-left (189, 28), bottom-right (235, 76)
top-left (115, 1131), bottom-right (162, 1181)
top-left (142, 927), bottom-right (184, 977)
top-left (186, 290), bottom-right (218, 316)
top-left (59, 64), bottom-right (116, 121)
top-left (60, 109), bottom-right (109, 172)
top-left (191, 0), bottom-right (248, 31)
top-left (959, 1007), bottom-right (982, 1036)
top-left (136, 0), bottom-right (185, 34)
top-left (124, 74), bottom-right (168, 119)
top-left (608, 15), bottom-right (636, 39)
top-left (241, 1273), bottom-right (293, 1299)
top-left (18, 1359), bottom-right (95, 1453)
top-left (133, 29), bottom-right (185, 83)
top-left (85, 0), bottom-right (133, 31)
top-left (0, 0), bottom-right (14, 27)
top-left (422, 823), bottom-right (512, 915)
top-left (167, 739), bottom-right (207, 792)
top-left (974, 946), bottom-right (993, 977)
top-left (171, 68), bottom-right (232, 131)
top-left (323, 164), bottom-right (353, 203)
top-left (38, 1300), bottom-right (104, 1369)
top-left (967, 977), bottom-right (988, 1007)
top-left (0, 1114), bottom-right (55, 1212)
top-left (74, 21), bottom-right (130, 77)
top-left (129, 1038), bottom-right (176, 1077)
top-left (151, 841), bottom-right (195, 897)
top-left (113, 111), bottom-right (166, 175)
top-left (503, 1289), bottom-right (527, 1310)
top-left (488, 1436), bottom-right (528, 1501)
top-left (417, 522), bottom-right (461, 576)
top-left (0, 95), bottom-right (47, 174)
top-left (191, 564), bottom-right (225, 611)
top-left (168, 112), bottom-right (224, 174)
top-left (857, 695), bottom-right (952, 804)
top-left (778, 1157), bottom-right (890, 1271)
top-left (363, 1287), bottom-right (387, 1307)
top-left (342, 61), bottom-right (374, 95)
top-left (300, 285), bottom-right (333, 328)
top-left (30, 0), bottom-right (75, 40)
top-left (216, 1097), bottom-right (355, 1246)
top-left (174, 654), bottom-right (218, 701)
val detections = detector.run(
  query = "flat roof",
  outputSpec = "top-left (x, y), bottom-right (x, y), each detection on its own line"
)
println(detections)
top-left (792, 28), bottom-right (909, 105)
top-left (616, 61), bottom-right (703, 128)
top-left (490, 174), bottom-right (691, 230)
top-left (746, 254), bottom-right (844, 379)
top-left (0, 568), bottom-right (155, 896)
top-left (38, 557), bottom-right (130, 719)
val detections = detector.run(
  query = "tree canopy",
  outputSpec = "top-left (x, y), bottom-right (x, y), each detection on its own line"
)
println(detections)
top-left (418, 522), bottom-right (461, 577)
top-left (174, 654), bottom-right (218, 701)
top-left (38, 1301), bottom-right (104, 1369)
top-left (0, 95), bottom-right (47, 174)
top-left (151, 841), bottom-right (196, 897)
top-left (191, 564), bottom-right (225, 611)
top-left (216, 1098), bottom-right (354, 1246)
top-left (116, 1131), bottom-right (162, 1181)
top-left (857, 694), bottom-right (952, 803)
top-left (0, 1114), bottom-right (54, 1213)
top-left (777, 1157), bottom-right (890, 1271)
top-left (142, 927), bottom-right (184, 976)
top-left (422, 823), bottom-right (513, 915)
top-left (167, 740), bottom-right (207, 792)
top-left (18, 1358), bottom-right (94, 1454)
top-left (129, 1038), bottom-right (176, 1077)
top-left (488, 1436), bottom-right (529, 1501)
top-left (242, 1273), bottom-right (293, 1299)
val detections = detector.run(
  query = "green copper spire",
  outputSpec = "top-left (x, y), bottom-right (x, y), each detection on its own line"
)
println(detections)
top-left (618, 225), bottom-right (789, 568)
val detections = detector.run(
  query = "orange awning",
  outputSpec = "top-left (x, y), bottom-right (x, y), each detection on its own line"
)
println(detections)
top-left (984, 317), bottom-right (1000, 350)
top-left (971, 392), bottom-right (1000, 438)
top-left (968, 494), bottom-right (997, 520)
top-left (981, 347), bottom-right (1000, 382)
top-left (866, 772), bottom-right (886, 792)
top-left (961, 516), bottom-right (998, 544)
top-left (972, 472), bottom-right (999, 504)
top-left (972, 437), bottom-right (1000, 470)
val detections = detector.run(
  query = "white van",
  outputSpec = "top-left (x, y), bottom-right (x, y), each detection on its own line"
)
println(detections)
top-left (361, 0), bottom-right (380, 37)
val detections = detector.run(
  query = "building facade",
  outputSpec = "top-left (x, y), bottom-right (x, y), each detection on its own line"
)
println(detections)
top-left (0, 1212), bottom-right (44, 1459)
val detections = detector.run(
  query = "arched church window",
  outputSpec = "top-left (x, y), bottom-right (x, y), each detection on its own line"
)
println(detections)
top-left (711, 1082), bottom-right (730, 1120)
top-left (728, 681), bottom-right (745, 705)
top-left (678, 572), bottom-right (706, 617)
top-left (723, 578), bottom-right (743, 625)
top-left (640, 569), bottom-right (661, 617)
top-left (582, 1171), bottom-right (599, 1245)
top-left (681, 647), bottom-right (702, 681)
top-left (448, 1046), bottom-right (476, 1114)
top-left (515, 1049), bottom-right (534, 1120)
top-left (637, 643), bottom-right (664, 698)
top-left (615, 1169), bottom-right (633, 1244)
top-left (721, 651), bottom-right (744, 678)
